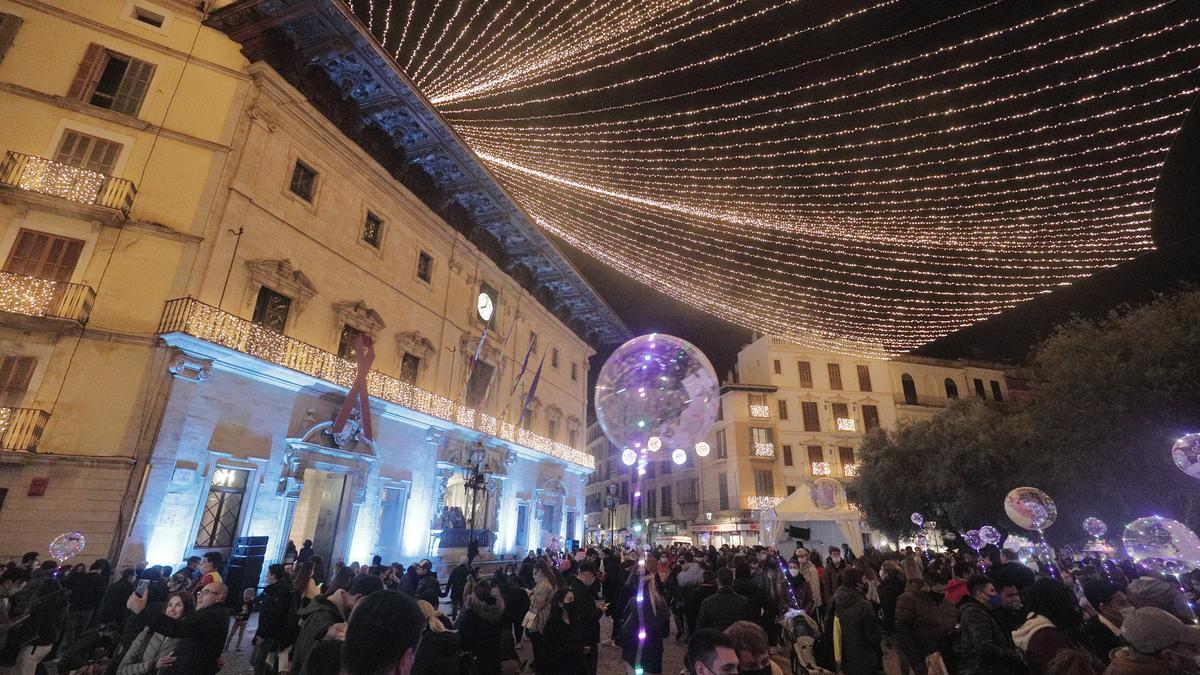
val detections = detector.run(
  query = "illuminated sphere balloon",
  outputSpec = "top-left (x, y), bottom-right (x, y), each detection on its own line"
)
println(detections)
top-left (621, 448), bottom-right (637, 466)
top-left (911, 512), bottom-right (924, 527)
top-left (49, 532), bottom-right (85, 563)
top-left (1123, 516), bottom-right (1200, 568)
top-left (671, 448), bottom-right (687, 465)
top-left (595, 334), bottom-right (720, 455)
top-left (980, 526), bottom-right (1001, 546)
top-left (1004, 487), bottom-right (1057, 530)
top-left (1083, 517), bottom-right (1107, 538)
top-left (1171, 433), bottom-right (1200, 480)
top-left (694, 442), bottom-right (710, 457)
top-left (964, 530), bottom-right (983, 551)
top-left (811, 478), bottom-right (840, 511)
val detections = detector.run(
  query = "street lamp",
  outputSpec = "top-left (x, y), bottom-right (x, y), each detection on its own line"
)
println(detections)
top-left (606, 483), bottom-right (619, 546)
top-left (462, 442), bottom-right (488, 562)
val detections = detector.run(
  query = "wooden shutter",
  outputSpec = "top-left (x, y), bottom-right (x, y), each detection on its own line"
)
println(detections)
top-left (67, 43), bottom-right (107, 101)
top-left (828, 363), bottom-right (843, 390)
top-left (110, 57), bottom-right (154, 116)
top-left (839, 446), bottom-right (856, 466)
top-left (0, 355), bottom-right (36, 407)
top-left (797, 361), bottom-right (813, 388)
top-left (857, 365), bottom-right (872, 391)
top-left (0, 12), bottom-right (24, 64)
top-left (801, 401), bottom-right (820, 432)
top-left (4, 229), bottom-right (84, 281)
top-left (55, 131), bottom-right (122, 175)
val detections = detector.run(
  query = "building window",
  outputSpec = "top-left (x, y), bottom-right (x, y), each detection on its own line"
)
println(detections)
top-left (645, 488), bottom-right (656, 518)
top-left (548, 418), bottom-right (558, 441)
top-left (69, 43), bottom-right (155, 116)
top-left (416, 251), bottom-right (433, 282)
top-left (990, 380), bottom-right (1004, 402)
top-left (751, 427), bottom-right (775, 457)
top-left (663, 457), bottom-right (672, 474)
top-left (571, 362), bottom-right (578, 381)
top-left (465, 361), bottom-right (494, 409)
top-left (569, 428), bottom-right (578, 448)
top-left (754, 470), bottom-right (774, 497)
top-left (717, 473), bottom-right (729, 510)
top-left (337, 325), bottom-right (366, 361)
top-left (250, 286), bottom-right (291, 333)
top-left (782, 444), bottom-right (793, 466)
top-left (839, 446), bottom-right (856, 467)
top-left (857, 365), bottom-right (872, 391)
top-left (0, 13), bottom-right (24, 64)
top-left (678, 478), bottom-right (699, 504)
top-left (974, 378), bottom-right (987, 399)
top-left (773, 359), bottom-right (781, 375)
top-left (786, 485), bottom-right (796, 496)
top-left (716, 399), bottom-right (724, 421)
top-left (621, 481), bottom-right (629, 505)
top-left (661, 485), bottom-right (672, 517)
top-left (362, 211), bottom-right (383, 247)
top-left (901, 374), bottom-right (918, 405)
top-left (777, 399), bottom-right (788, 420)
top-left (529, 331), bottom-right (538, 353)
top-left (827, 363), bottom-right (843, 390)
top-left (748, 393), bottom-right (769, 418)
top-left (56, 130), bottom-right (122, 175)
top-left (797, 361), bottom-right (813, 388)
top-left (945, 378), bottom-right (959, 399)
top-left (289, 160), bottom-right (318, 201)
top-left (399, 352), bottom-right (420, 385)
top-left (716, 429), bottom-right (727, 459)
top-left (862, 404), bottom-right (880, 432)
top-left (832, 403), bottom-right (855, 432)
top-left (551, 348), bottom-right (559, 369)
top-left (130, 5), bottom-right (166, 28)
top-left (194, 467), bottom-right (248, 548)
top-left (0, 355), bottom-right (36, 407)
top-left (4, 229), bottom-right (84, 282)
top-left (801, 401), bottom-right (820, 432)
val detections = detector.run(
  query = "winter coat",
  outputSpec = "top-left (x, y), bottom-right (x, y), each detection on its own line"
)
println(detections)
top-left (676, 562), bottom-right (703, 590)
top-left (115, 627), bottom-right (179, 675)
top-left (733, 577), bottom-right (768, 626)
top-left (528, 578), bottom-right (556, 633)
top-left (417, 572), bottom-right (441, 601)
top-left (956, 595), bottom-right (1027, 675)
top-left (446, 564), bottom-right (470, 602)
top-left (457, 594), bottom-right (504, 675)
top-left (823, 558), bottom-right (848, 599)
top-left (1102, 647), bottom-right (1178, 675)
top-left (686, 582), bottom-right (717, 632)
top-left (253, 580), bottom-right (294, 646)
top-left (541, 611), bottom-right (586, 675)
top-left (1012, 614), bottom-right (1084, 675)
top-left (68, 572), bottom-right (107, 612)
top-left (833, 585), bottom-right (883, 675)
top-left (901, 555), bottom-right (924, 582)
top-left (290, 595), bottom-right (344, 675)
top-left (1083, 615), bottom-right (1122, 665)
top-left (569, 577), bottom-right (602, 645)
top-left (619, 583), bottom-right (670, 673)
top-left (877, 574), bottom-right (906, 633)
top-left (799, 562), bottom-right (822, 608)
top-left (893, 582), bottom-right (957, 659)
top-left (96, 578), bottom-right (135, 626)
top-left (498, 580), bottom-right (529, 627)
top-left (409, 628), bottom-right (459, 675)
top-left (19, 580), bottom-right (70, 646)
top-left (696, 587), bottom-right (751, 633)
top-left (146, 602), bottom-right (229, 675)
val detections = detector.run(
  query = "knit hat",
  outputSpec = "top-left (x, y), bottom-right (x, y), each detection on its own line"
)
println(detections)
top-left (1126, 577), bottom-right (1191, 618)
top-left (1120, 607), bottom-right (1200, 653)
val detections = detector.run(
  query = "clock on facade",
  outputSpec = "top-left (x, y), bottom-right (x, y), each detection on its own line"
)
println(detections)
top-left (477, 291), bottom-right (494, 322)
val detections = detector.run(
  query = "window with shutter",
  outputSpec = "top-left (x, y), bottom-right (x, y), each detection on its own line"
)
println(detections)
top-left (828, 363), bottom-right (843, 390)
top-left (55, 131), bottom-right (122, 175)
top-left (807, 445), bottom-right (825, 463)
top-left (4, 229), bottom-right (84, 282)
top-left (839, 446), bottom-right (856, 466)
top-left (718, 473), bottom-right (729, 510)
top-left (862, 405), bottom-right (880, 432)
top-left (797, 361), bottom-right (813, 388)
top-left (0, 12), bottom-right (23, 63)
top-left (0, 356), bottom-right (35, 407)
top-left (782, 445), bottom-right (793, 466)
top-left (777, 399), bottom-right (788, 420)
top-left (250, 286), bottom-right (291, 332)
top-left (857, 365), bottom-right (872, 391)
top-left (801, 401), bottom-right (820, 432)
top-left (68, 44), bottom-right (154, 116)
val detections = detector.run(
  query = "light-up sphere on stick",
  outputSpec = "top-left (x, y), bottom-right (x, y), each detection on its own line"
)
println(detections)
top-left (1171, 433), bottom-right (1200, 480)
top-left (672, 448), bottom-right (687, 465)
top-left (595, 334), bottom-right (720, 458)
top-left (979, 526), bottom-right (1001, 546)
top-left (49, 532), bottom-right (85, 563)
top-left (911, 512), bottom-right (924, 527)
top-left (621, 448), bottom-right (638, 466)
top-left (811, 478), bottom-right (841, 511)
top-left (1004, 487), bottom-right (1057, 530)
top-left (964, 530), bottom-right (983, 551)
top-left (694, 441), bottom-right (710, 457)
top-left (1083, 517), bottom-right (1107, 538)
top-left (1123, 516), bottom-right (1200, 569)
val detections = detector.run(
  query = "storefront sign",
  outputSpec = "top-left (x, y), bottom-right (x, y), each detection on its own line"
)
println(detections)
top-left (689, 522), bottom-right (758, 533)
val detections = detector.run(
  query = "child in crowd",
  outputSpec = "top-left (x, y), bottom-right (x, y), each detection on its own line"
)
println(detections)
top-left (225, 587), bottom-right (255, 652)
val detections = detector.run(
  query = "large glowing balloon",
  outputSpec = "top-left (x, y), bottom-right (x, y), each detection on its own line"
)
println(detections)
top-left (911, 512), bottom-right (924, 527)
top-left (1171, 433), bottom-right (1200, 480)
top-left (964, 530), bottom-right (983, 551)
top-left (1004, 487), bottom-right (1057, 530)
top-left (1083, 517), bottom-right (1107, 538)
top-left (49, 532), bottom-right (85, 563)
top-left (979, 526), bottom-right (1002, 546)
top-left (1123, 516), bottom-right (1200, 569)
top-left (595, 334), bottom-right (720, 456)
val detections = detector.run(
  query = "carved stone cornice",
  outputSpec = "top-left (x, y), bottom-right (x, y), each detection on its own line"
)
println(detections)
top-left (545, 405), bottom-right (563, 423)
top-left (458, 331), bottom-right (502, 366)
top-left (396, 330), bottom-right (436, 358)
top-left (247, 259), bottom-right (317, 312)
top-left (333, 300), bottom-right (386, 335)
top-left (167, 349), bottom-right (212, 382)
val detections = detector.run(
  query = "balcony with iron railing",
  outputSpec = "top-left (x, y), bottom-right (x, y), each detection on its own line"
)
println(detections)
top-left (0, 151), bottom-right (137, 216)
top-left (158, 297), bottom-right (594, 469)
top-left (0, 407), bottom-right (50, 452)
top-left (0, 271), bottom-right (95, 324)
top-left (894, 392), bottom-right (953, 407)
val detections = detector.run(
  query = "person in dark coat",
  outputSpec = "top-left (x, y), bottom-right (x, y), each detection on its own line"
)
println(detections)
top-left (410, 599), bottom-right (459, 675)
top-left (620, 561), bottom-right (672, 675)
top-left (686, 569), bottom-right (718, 639)
top-left (541, 588), bottom-right (585, 674)
top-left (496, 568), bottom-right (529, 647)
top-left (456, 580), bottom-right (506, 675)
top-left (696, 567), bottom-right (751, 633)
top-left (991, 549), bottom-right (1037, 592)
top-left (956, 575), bottom-right (1027, 675)
top-left (731, 563), bottom-right (767, 631)
top-left (8, 576), bottom-right (69, 675)
top-left (96, 568), bottom-right (136, 627)
top-left (250, 564), bottom-right (293, 675)
top-left (602, 553), bottom-right (628, 645)
top-left (444, 557), bottom-right (471, 620)
top-left (834, 568), bottom-right (883, 675)
top-left (894, 577), bottom-right (958, 675)
top-left (570, 563), bottom-right (604, 675)
top-left (297, 540), bottom-right (314, 563)
top-left (1081, 580), bottom-right (1128, 666)
top-left (126, 580), bottom-right (229, 675)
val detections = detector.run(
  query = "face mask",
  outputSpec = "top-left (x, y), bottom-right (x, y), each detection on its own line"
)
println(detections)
top-left (789, 567), bottom-right (800, 576)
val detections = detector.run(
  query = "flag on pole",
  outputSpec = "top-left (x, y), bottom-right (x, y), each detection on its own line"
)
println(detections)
top-left (515, 353), bottom-right (546, 430)
top-left (460, 324), bottom-right (489, 403)
top-left (502, 337), bottom-right (537, 420)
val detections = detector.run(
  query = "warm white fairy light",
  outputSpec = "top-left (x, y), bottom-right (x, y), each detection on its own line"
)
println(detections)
top-left (748, 496), bottom-right (785, 510)
top-left (0, 271), bottom-right (60, 318)
top-left (749, 404), bottom-right (770, 419)
top-left (812, 462), bottom-right (832, 477)
top-left (844, 463), bottom-right (861, 477)
top-left (753, 442), bottom-right (775, 458)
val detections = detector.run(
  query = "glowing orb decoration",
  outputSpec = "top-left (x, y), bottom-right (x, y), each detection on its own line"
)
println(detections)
top-left (964, 530), bottom-right (983, 551)
top-left (979, 526), bottom-right (1001, 546)
top-left (1123, 516), bottom-right (1200, 569)
top-left (595, 334), bottom-right (720, 458)
top-left (621, 448), bottom-right (638, 466)
top-left (1004, 487), bottom-right (1057, 530)
top-left (916, 535), bottom-right (928, 547)
top-left (672, 448), bottom-right (687, 465)
top-left (1083, 517), bottom-right (1108, 538)
top-left (647, 436), bottom-right (662, 452)
top-left (1171, 433), bottom-right (1200, 480)
top-left (694, 441), bottom-right (710, 457)
top-left (911, 512), bottom-right (924, 527)
top-left (810, 478), bottom-right (841, 511)
top-left (49, 532), bottom-right (85, 563)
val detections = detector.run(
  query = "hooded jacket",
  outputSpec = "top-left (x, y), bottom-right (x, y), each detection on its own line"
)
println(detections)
top-left (1102, 647), bottom-right (1179, 675)
top-left (1012, 613), bottom-right (1079, 674)
top-left (956, 595), bottom-right (1027, 675)
top-left (676, 562), bottom-right (704, 589)
top-left (457, 593), bottom-right (505, 675)
top-left (833, 584), bottom-right (883, 675)
top-left (894, 580), bottom-right (957, 658)
top-left (290, 594), bottom-right (344, 675)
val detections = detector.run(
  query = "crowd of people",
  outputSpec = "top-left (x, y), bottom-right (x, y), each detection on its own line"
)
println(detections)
top-left (1, 538), bottom-right (1198, 675)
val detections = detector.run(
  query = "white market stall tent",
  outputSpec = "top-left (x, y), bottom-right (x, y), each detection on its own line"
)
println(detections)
top-left (767, 480), bottom-right (865, 556)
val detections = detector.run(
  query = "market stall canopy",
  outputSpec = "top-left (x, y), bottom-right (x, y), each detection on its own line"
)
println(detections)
top-left (770, 482), bottom-right (863, 555)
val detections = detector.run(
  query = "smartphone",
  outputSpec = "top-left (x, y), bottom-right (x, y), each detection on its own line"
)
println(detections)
top-left (135, 579), bottom-right (150, 597)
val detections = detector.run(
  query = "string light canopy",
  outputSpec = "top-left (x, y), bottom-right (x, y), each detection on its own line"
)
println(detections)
top-left (347, 0), bottom-right (1200, 357)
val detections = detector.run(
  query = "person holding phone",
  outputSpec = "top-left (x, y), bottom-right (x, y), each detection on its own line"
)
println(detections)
top-left (116, 591), bottom-right (194, 675)
top-left (128, 581), bottom-right (229, 675)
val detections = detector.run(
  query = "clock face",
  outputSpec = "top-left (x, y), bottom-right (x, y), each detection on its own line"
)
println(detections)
top-left (477, 292), bottom-right (494, 321)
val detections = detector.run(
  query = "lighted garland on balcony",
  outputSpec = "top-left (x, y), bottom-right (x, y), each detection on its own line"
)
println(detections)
top-left (0, 272), bottom-right (59, 318)
top-left (172, 300), bottom-right (593, 469)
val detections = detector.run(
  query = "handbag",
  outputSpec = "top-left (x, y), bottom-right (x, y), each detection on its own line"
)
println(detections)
top-left (520, 610), bottom-right (538, 631)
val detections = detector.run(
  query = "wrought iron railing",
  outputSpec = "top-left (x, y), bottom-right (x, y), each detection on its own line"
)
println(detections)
top-left (158, 297), bottom-right (594, 469)
top-left (0, 271), bottom-right (95, 324)
top-left (893, 393), bottom-right (951, 407)
top-left (0, 151), bottom-right (137, 215)
top-left (0, 407), bottom-right (50, 452)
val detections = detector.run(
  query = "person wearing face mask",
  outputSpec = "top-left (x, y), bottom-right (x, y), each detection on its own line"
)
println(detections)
top-left (785, 559), bottom-right (815, 612)
top-left (831, 568), bottom-right (882, 675)
top-left (793, 550), bottom-right (822, 611)
top-left (540, 588), bottom-right (585, 674)
top-left (1012, 579), bottom-right (1096, 674)
top-left (823, 547), bottom-right (847, 605)
top-left (1083, 580), bottom-right (1130, 666)
top-left (894, 574), bottom-right (957, 675)
top-left (956, 575), bottom-right (1027, 675)
top-left (1105, 606), bottom-right (1200, 674)
top-left (724, 620), bottom-right (784, 675)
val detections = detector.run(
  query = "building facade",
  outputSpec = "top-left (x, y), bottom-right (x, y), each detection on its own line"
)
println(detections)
top-left (0, 0), bottom-right (625, 567)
